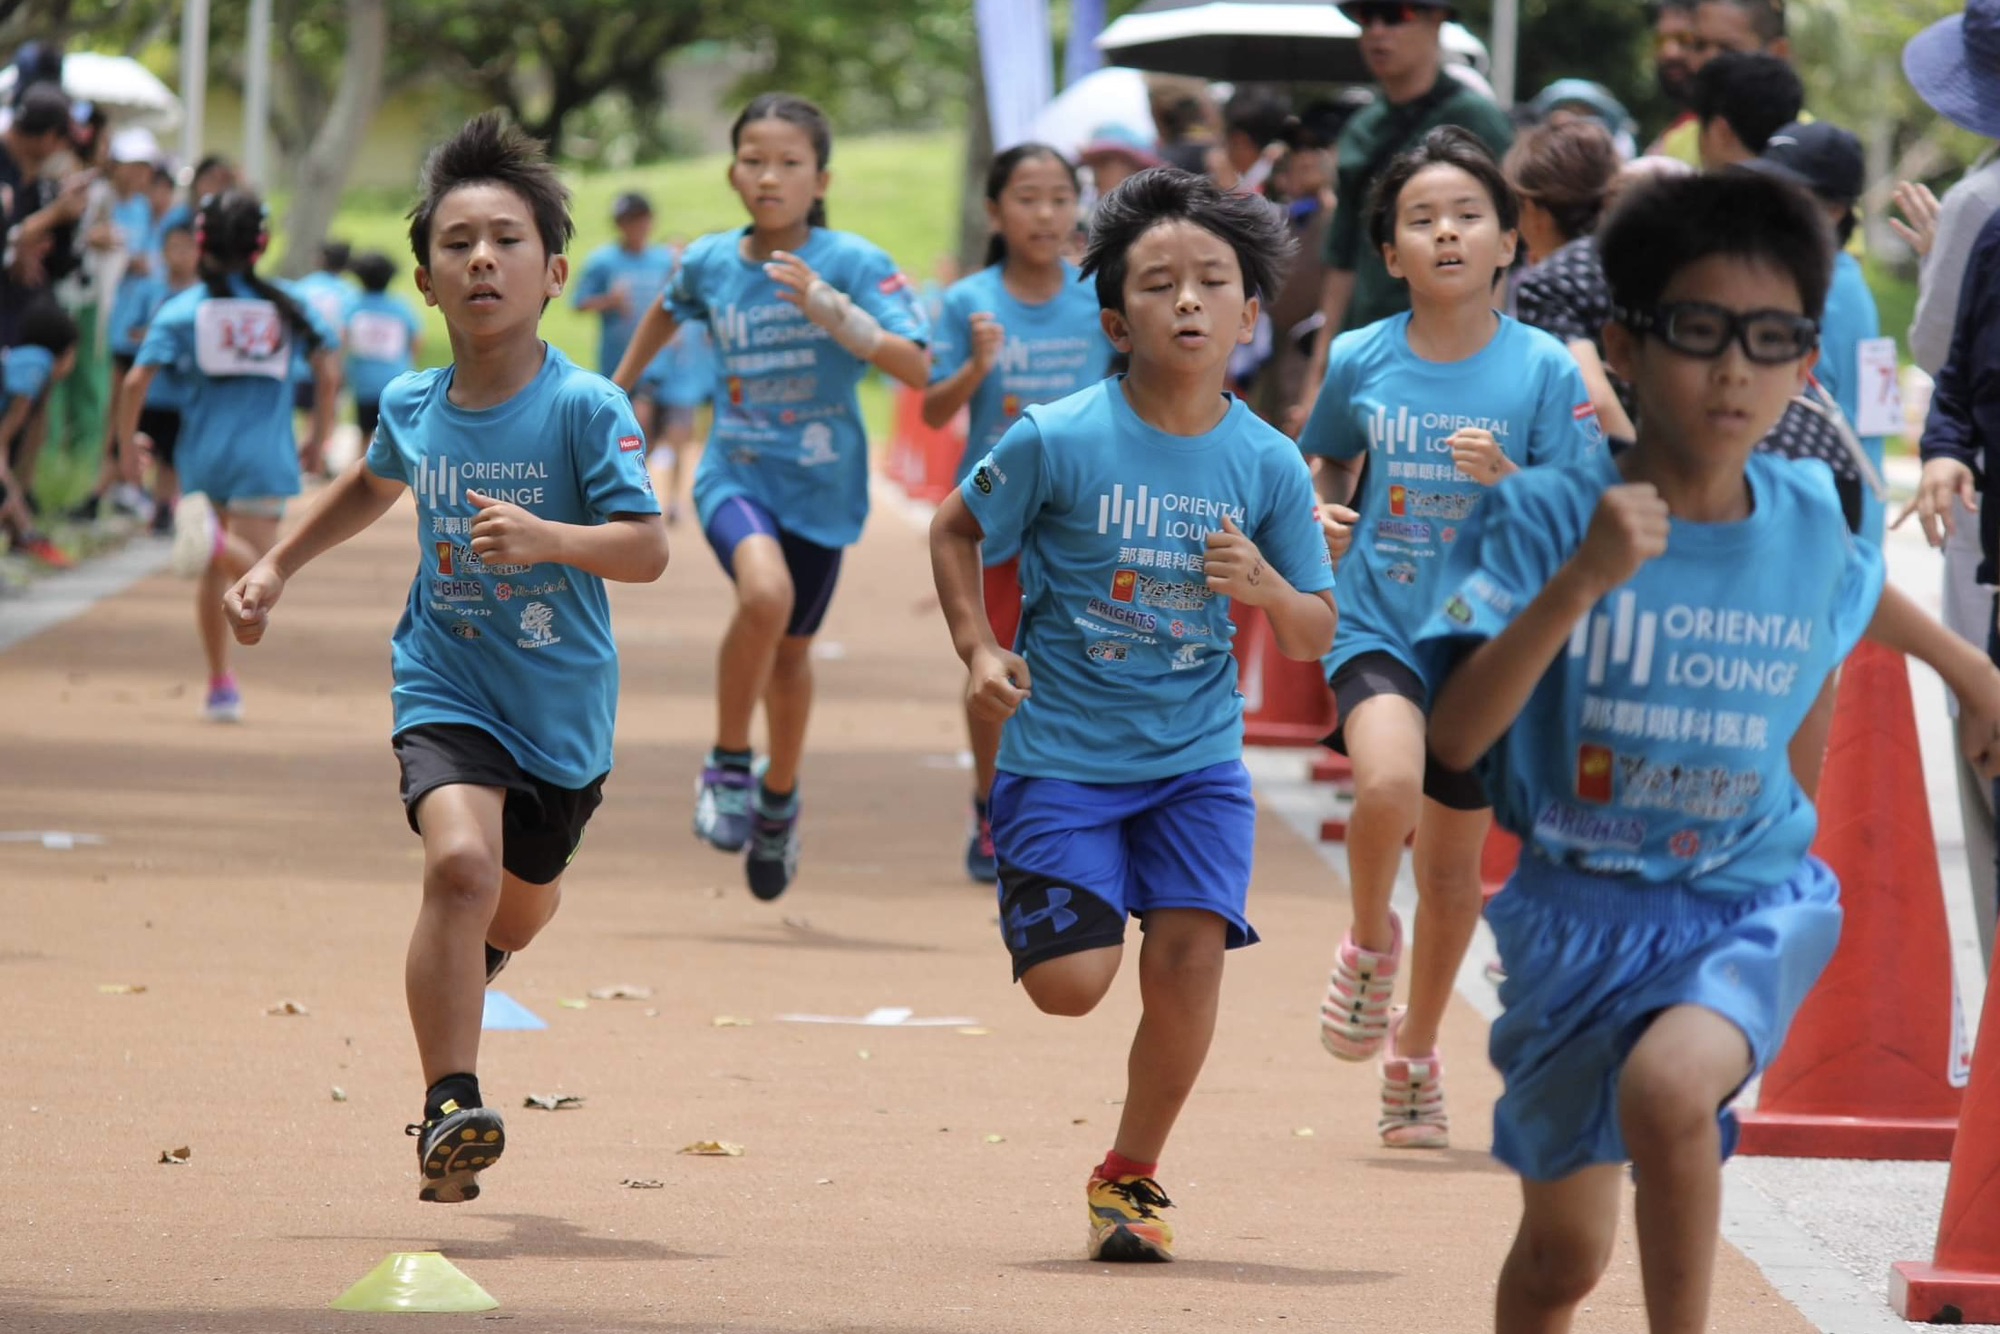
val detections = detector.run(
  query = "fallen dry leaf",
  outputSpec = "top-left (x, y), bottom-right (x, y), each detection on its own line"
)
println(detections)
top-left (1293, 1127), bottom-right (1315, 1138)
top-left (558, 998), bottom-right (589, 1010)
top-left (523, 1093), bottom-right (586, 1111)
top-left (711, 1015), bottom-right (753, 1027)
top-left (858, 1049), bottom-right (871, 1060)
top-left (587, 984), bottom-right (653, 1001)
top-left (621, 1177), bottom-right (665, 1189)
top-left (330, 1087), bottom-right (348, 1103)
top-left (955, 1027), bottom-right (990, 1036)
top-left (1072, 1118), bottom-right (1088, 1125)
top-left (264, 1000), bottom-right (310, 1016)
top-left (677, 1140), bottom-right (744, 1157)
top-left (815, 1177), bottom-right (833, 1185)
top-left (158, 1146), bottom-right (190, 1164)
top-left (983, 1134), bottom-right (1006, 1144)
top-left (97, 984), bottom-right (146, 995)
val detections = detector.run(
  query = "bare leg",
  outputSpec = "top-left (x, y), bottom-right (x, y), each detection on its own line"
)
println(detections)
top-left (1619, 1005), bottom-right (1753, 1334)
top-left (1339, 693), bottom-right (1427, 952)
top-left (1113, 910), bottom-right (1229, 1164)
top-left (713, 534), bottom-right (793, 753)
top-left (762, 635), bottom-right (815, 795)
top-left (405, 784), bottom-right (507, 1084)
top-left (198, 512), bottom-right (278, 680)
top-left (1020, 944), bottom-right (1123, 1017)
top-left (1495, 1166), bottom-right (1623, 1334)
top-left (1398, 798), bottom-right (1491, 1055)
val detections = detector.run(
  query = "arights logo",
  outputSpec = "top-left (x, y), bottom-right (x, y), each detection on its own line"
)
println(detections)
top-left (1110, 570), bottom-right (1138, 603)
top-left (1098, 483), bottom-right (1162, 540)
top-left (1388, 485), bottom-right (1407, 517)
top-left (1569, 589), bottom-right (1659, 687)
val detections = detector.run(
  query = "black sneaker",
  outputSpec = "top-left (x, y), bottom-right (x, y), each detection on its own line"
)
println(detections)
top-left (65, 493), bottom-right (100, 524)
top-left (406, 1102), bottom-right (505, 1203)
top-left (484, 943), bottom-right (511, 983)
top-left (746, 777), bottom-right (800, 902)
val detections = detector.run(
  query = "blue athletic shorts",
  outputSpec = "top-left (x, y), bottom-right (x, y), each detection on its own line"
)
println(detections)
top-left (988, 760), bottom-right (1260, 981)
top-left (1486, 854), bottom-right (1842, 1181)
top-left (701, 494), bottom-right (843, 638)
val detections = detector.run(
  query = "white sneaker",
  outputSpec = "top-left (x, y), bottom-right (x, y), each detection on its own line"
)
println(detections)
top-left (169, 494), bottom-right (218, 578)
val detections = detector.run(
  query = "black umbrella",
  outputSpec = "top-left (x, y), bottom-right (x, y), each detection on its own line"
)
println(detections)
top-left (1094, 0), bottom-right (1488, 86)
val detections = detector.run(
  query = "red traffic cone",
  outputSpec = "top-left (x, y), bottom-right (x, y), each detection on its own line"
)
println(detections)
top-left (1232, 602), bottom-right (1337, 749)
top-left (1737, 640), bottom-right (1967, 1160)
top-left (1892, 931), bottom-right (2000, 1320)
top-left (1480, 826), bottom-right (1520, 904)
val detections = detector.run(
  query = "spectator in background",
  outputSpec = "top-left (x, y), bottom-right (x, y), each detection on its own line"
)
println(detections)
top-left (1155, 88), bottom-right (1219, 175)
top-left (1647, 0), bottom-right (1702, 162)
top-left (1526, 79), bottom-right (1638, 160)
top-left (1691, 50), bottom-right (1803, 168)
top-left (1218, 87), bottom-right (1293, 194)
top-left (341, 250), bottom-right (422, 452)
top-left (1078, 125), bottom-right (1163, 200)
top-left (45, 100), bottom-right (114, 489)
top-left (1898, 0), bottom-right (2000, 961)
top-left (1251, 100), bottom-right (1349, 423)
top-left (1294, 0), bottom-right (1514, 428)
top-left (1, 83), bottom-right (88, 346)
top-left (157, 154), bottom-right (236, 236)
top-left (1749, 121), bottom-right (1888, 541)
top-left (1692, 0), bottom-right (1790, 65)
top-left (1505, 119), bottom-right (1632, 438)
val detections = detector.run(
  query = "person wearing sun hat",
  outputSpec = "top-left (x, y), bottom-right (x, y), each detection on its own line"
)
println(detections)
top-left (1292, 0), bottom-right (1513, 430)
top-left (1903, 0), bottom-right (2000, 961)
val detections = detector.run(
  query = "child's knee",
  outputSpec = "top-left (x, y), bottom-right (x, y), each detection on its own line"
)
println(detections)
top-left (1618, 1058), bottom-right (1722, 1154)
top-left (1021, 951), bottom-right (1120, 1016)
top-left (1138, 931), bottom-right (1226, 992)
top-left (1509, 1226), bottom-right (1613, 1308)
top-left (423, 839), bottom-right (503, 913)
top-left (771, 636), bottom-right (814, 680)
top-left (1352, 767), bottom-right (1422, 821)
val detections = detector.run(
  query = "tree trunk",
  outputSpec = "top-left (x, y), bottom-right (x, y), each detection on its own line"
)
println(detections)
top-left (956, 31), bottom-right (994, 276)
top-left (279, 0), bottom-right (387, 278)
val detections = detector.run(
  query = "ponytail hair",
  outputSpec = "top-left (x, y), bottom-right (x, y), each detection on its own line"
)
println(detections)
top-left (982, 141), bottom-right (1079, 268)
top-left (196, 190), bottom-right (325, 355)
top-left (732, 92), bottom-right (833, 229)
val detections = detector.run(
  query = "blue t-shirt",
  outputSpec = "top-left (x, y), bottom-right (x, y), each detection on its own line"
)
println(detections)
top-left (930, 262), bottom-right (1114, 563)
top-left (643, 322), bottom-right (717, 408)
top-left (1818, 251), bottom-right (1888, 544)
top-left (962, 379), bottom-right (1336, 784)
top-left (573, 241), bottom-right (676, 376)
top-left (1414, 451), bottom-right (1884, 895)
top-left (670, 226), bottom-right (930, 549)
top-left (108, 274), bottom-right (188, 409)
top-left (290, 271), bottom-right (353, 384)
top-left (112, 194), bottom-right (155, 256)
top-left (135, 276), bottom-right (338, 502)
top-left (343, 290), bottom-right (423, 403)
top-left (1299, 312), bottom-right (1602, 678)
top-left (3, 343), bottom-right (53, 409)
top-left (364, 345), bottom-right (661, 789)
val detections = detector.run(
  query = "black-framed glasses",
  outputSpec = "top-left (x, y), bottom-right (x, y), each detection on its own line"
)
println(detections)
top-left (1614, 301), bottom-right (1819, 365)
top-left (1342, 2), bottom-right (1422, 27)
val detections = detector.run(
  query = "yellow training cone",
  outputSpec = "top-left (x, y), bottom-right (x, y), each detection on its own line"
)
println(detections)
top-left (329, 1251), bottom-right (498, 1313)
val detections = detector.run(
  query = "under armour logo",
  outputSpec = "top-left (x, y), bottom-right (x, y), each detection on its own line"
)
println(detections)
top-left (1007, 887), bottom-right (1079, 948)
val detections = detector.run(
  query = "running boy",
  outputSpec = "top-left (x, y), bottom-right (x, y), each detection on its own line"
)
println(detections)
top-left (930, 168), bottom-right (1335, 1262)
top-left (1414, 169), bottom-right (2000, 1333)
top-left (612, 93), bottom-right (929, 901)
top-left (1300, 127), bottom-right (1601, 1150)
top-left (923, 142), bottom-right (1114, 883)
top-left (222, 113), bottom-right (668, 1204)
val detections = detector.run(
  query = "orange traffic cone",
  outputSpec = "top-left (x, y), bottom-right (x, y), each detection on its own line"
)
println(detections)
top-left (1737, 640), bottom-right (1967, 1160)
top-left (1480, 826), bottom-right (1520, 903)
top-left (1233, 602), bottom-right (1337, 749)
top-left (1892, 932), bottom-right (2000, 1320)
top-left (887, 386), bottom-right (965, 504)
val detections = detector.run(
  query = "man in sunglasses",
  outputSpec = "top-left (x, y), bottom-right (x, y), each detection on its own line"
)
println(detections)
top-left (1293, 0), bottom-right (1512, 432)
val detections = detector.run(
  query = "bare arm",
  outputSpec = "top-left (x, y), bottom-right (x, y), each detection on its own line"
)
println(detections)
top-left (869, 333), bottom-right (932, 392)
top-left (1203, 514), bottom-right (1336, 661)
top-left (1566, 340), bottom-right (1636, 441)
top-left (611, 303), bottom-right (681, 392)
top-left (1868, 583), bottom-right (2000, 710)
top-left (1293, 269), bottom-right (1357, 425)
top-left (306, 348), bottom-right (341, 457)
top-left (114, 363), bottom-right (155, 460)
top-left (931, 491), bottom-right (1030, 719)
top-left (922, 358), bottom-right (986, 429)
top-left (464, 489), bottom-right (669, 584)
top-left (1312, 454), bottom-right (1361, 505)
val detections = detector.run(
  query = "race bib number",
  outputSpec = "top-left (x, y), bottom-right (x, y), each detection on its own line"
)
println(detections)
top-left (348, 310), bottom-right (410, 363)
top-left (193, 299), bottom-right (292, 379)
top-left (1854, 337), bottom-right (1902, 438)
top-left (308, 290), bottom-right (347, 333)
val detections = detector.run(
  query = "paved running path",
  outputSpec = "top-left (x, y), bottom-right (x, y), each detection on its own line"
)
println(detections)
top-left (0, 485), bottom-right (1814, 1331)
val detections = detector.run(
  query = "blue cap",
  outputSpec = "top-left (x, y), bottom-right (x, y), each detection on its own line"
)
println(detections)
top-left (1906, 0), bottom-right (2000, 141)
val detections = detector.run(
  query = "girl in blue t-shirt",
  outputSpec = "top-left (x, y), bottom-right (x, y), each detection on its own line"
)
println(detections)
top-left (121, 190), bottom-right (340, 724)
top-left (922, 142), bottom-right (1114, 885)
top-left (1299, 128), bottom-right (1601, 1151)
top-left (611, 93), bottom-right (930, 901)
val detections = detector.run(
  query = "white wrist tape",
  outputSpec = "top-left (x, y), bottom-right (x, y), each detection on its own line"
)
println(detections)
top-left (803, 278), bottom-right (883, 360)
